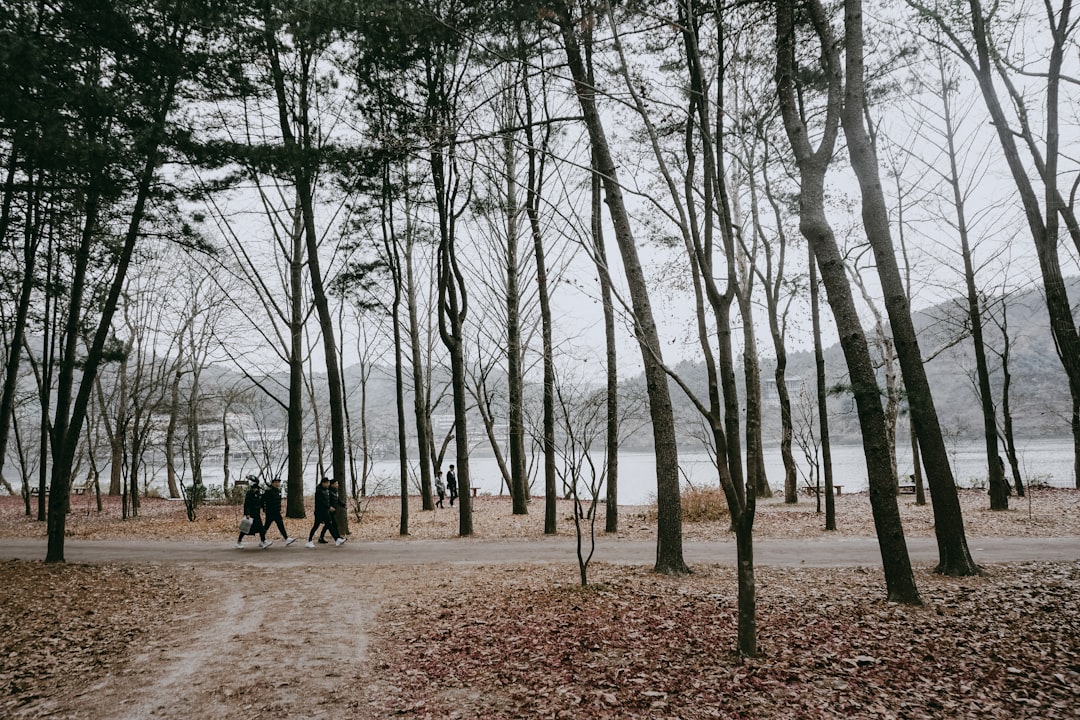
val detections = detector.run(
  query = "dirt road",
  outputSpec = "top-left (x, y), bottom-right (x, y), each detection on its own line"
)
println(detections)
top-left (2, 534), bottom-right (1078, 568)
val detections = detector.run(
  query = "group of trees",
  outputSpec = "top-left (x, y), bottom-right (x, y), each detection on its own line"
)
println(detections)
top-left (2, 0), bottom-right (1079, 656)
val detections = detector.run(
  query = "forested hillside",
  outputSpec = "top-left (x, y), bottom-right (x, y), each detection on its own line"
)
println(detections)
top-left (638, 278), bottom-right (1080, 448)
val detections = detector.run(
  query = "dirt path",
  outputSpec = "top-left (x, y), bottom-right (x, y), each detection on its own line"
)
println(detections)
top-left (19, 564), bottom-right (381, 720)
top-left (2, 534), bottom-right (1079, 568)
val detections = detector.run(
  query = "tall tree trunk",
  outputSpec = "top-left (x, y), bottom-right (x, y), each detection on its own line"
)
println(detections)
top-left (110, 362), bottom-right (128, 499)
top-left (438, 241), bottom-right (472, 536)
top-left (405, 210), bottom-right (435, 507)
top-left (842, 0), bottom-right (979, 576)
top-left (48, 92), bottom-right (172, 561)
top-left (517, 38), bottom-right (557, 532)
top-left (991, 296), bottom-right (1025, 496)
top-left (933, 52), bottom-right (1007, 509)
top-left (775, 348), bottom-right (797, 505)
top-left (579, 15), bottom-right (620, 535)
top-left (262, 8), bottom-right (347, 523)
top-left (393, 257), bottom-right (410, 535)
top-left (592, 150), bottom-right (620, 532)
top-left (777, 0), bottom-right (920, 602)
top-left (0, 188), bottom-right (37, 489)
top-left (554, 2), bottom-right (687, 574)
top-left (809, 250), bottom-right (836, 530)
top-left (428, 61), bottom-right (473, 537)
top-left (502, 124), bottom-right (528, 515)
top-left (286, 215), bottom-right (306, 518)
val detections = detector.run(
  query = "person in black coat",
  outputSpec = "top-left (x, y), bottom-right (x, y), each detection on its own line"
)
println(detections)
top-left (236, 478), bottom-right (271, 549)
top-left (261, 477), bottom-right (296, 546)
top-left (306, 476), bottom-right (344, 547)
top-left (318, 478), bottom-right (347, 543)
top-left (446, 464), bottom-right (458, 507)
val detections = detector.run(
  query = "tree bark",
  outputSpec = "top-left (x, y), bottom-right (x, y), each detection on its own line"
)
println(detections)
top-left (553, 2), bottom-right (687, 574)
top-left (809, 250), bottom-right (836, 530)
top-left (777, 0), bottom-right (921, 602)
top-left (503, 121), bottom-right (528, 516)
top-left (841, 0), bottom-right (979, 576)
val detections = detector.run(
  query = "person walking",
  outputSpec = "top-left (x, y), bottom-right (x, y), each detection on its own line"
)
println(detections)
top-left (236, 478), bottom-right (272, 549)
top-left (307, 476), bottom-right (344, 547)
top-left (261, 477), bottom-right (297, 546)
top-left (434, 470), bottom-right (446, 509)
top-left (446, 464), bottom-right (457, 507)
top-left (318, 478), bottom-right (347, 543)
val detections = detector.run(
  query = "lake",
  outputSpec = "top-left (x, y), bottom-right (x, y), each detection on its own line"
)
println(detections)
top-left (402, 438), bottom-right (1077, 506)
top-left (52, 438), bottom-right (1074, 505)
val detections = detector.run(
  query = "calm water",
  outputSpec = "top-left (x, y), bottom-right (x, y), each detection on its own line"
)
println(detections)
top-left (61, 438), bottom-right (1074, 505)
top-left (407, 438), bottom-right (1077, 506)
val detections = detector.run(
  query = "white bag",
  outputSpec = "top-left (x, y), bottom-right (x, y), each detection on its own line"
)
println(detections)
top-left (239, 516), bottom-right (254, 534)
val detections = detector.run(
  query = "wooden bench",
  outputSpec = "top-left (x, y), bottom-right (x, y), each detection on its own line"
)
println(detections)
top-left (899, 484), bottom-right (916, 494)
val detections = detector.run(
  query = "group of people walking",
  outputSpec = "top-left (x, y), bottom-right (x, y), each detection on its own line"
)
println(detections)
top-left (236, 463), bottom-right (458, 548)
top-left (235, 475), bottom-right (347, 549)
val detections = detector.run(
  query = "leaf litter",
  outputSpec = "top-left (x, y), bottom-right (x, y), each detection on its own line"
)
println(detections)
top-left (0, 489), bottom-right (1078, 718)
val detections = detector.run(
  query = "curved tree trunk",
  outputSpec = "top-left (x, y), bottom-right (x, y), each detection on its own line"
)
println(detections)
top-left (842, 0), bottom-right (978, 576)
top-left (777, 0), bottom-right (920, 602)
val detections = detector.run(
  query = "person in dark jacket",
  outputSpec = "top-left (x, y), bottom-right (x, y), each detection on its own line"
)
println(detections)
top-left (446, 464), bottom-right (458, 507)
top-left (307, 476), bottom-right (344, 547)
top-left (318, 478), bottom-right (347, 543)
top-left (236, 478), bottom-right (272, 549)
top-left (261, 477), bottom-right (296, 546)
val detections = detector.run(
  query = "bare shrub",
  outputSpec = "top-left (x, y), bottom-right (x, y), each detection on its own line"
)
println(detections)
top-left (649, 486), bottom-right (731, 523)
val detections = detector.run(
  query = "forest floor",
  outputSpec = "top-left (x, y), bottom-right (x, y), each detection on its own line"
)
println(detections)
top-left (0, 487), bottom-right (1077, 719)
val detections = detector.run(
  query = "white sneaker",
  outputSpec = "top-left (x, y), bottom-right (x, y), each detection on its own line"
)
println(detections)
top-left (235, 542), bottom-right (244, 549)
top-left (285, 537), bottom-right (296, 546)
top-left (335, 537), bottom-right (346, 546)
top-left (259, 540), bottom-right (273, 549)
top-left (305, 541), bottom-right (315, 548)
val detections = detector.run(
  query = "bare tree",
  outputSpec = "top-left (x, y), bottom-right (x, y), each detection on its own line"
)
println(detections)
top-left (776, 0), bottom-right (922, 602)
top-left (840, 0), bottom-right (979, 575)
top-left (909, 0), bottom-right (1080, 490)
top-left (549, 0), bottom-right (688, 575)
top-left (551, 371), bottom-right (606, 586)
